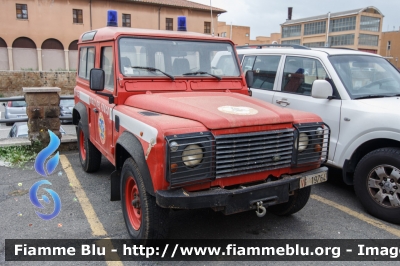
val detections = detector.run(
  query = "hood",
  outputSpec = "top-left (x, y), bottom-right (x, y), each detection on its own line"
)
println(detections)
top-left (358, 97), bottom-right (400, 113)
top-left (124, 92), bottom-right (319, 129)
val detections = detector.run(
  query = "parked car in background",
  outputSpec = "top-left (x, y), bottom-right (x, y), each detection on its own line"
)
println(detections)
top-left (60, 99), bottom-right (74, 124)
top-left (236, 45), bottom-right (400, 224)
top-left (2, 97), bottom-right (27, 126)
top-left (8, 122), bottom-right (65, 138)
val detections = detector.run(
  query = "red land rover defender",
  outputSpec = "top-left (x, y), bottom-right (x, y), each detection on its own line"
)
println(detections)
top-left (73, 12), bottom-right (330, 242)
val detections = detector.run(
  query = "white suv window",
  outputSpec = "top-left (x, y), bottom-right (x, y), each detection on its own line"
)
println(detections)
top-left (282, 56), bottom-right (328, 95)
top-left (252, 55), bottom-right (281, 91)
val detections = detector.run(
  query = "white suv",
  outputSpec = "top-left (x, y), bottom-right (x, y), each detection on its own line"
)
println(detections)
top-left (237, 45), bottom-right (400, 224)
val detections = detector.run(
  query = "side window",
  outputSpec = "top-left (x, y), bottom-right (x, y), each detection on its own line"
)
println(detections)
top-left (252, 55), bottom-right (281, 90)
top-left (101, 47), bottom-right (114, 91)
top-left (242, 56), bottom-right (255, 72)
top-left (282, 56), bottom-right (328, 95)
top-left (78, 47), bottom-right (95, 80)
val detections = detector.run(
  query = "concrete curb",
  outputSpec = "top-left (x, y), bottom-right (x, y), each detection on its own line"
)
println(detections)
top-left (0, 134), bottom-right (77, 150)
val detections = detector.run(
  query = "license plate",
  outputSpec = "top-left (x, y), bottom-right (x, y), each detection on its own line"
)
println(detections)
top-left (299, 171), bottom-right (327, 188)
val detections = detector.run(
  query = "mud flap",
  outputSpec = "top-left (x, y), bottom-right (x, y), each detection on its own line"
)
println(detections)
top-left (110, 170), bottom-right (121, 201)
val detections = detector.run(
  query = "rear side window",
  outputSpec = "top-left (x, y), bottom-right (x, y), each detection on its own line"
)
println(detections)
top-left (78, 47), bottom-right (95, 79)
top-left (252, 55), bottom-right (281, 90)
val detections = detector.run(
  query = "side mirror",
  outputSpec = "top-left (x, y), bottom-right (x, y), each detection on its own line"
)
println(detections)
top-left (311, 80), bottom-right (333, 99)
top-left (245, 70), bottom-right (254, 88)
top-left (2, 103), bottom-right (5, 107)
top-left (90, 68), bottom-right (105, 91)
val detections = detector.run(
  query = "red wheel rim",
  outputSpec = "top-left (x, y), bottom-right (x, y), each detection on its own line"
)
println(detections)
top-left (79, 130), bottom-right (86, 161)
top-left (125, 176), bottom-right (142, 230)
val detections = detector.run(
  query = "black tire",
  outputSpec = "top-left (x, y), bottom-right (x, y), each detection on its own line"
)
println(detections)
top-left (77, 121), bottom-right (101, 172)
top-left (121, 158), bottom-right (169, 244)
top-left (268, 186), bottom-right (311, 216)
top-left (354, 148), bottom-right (400, 224)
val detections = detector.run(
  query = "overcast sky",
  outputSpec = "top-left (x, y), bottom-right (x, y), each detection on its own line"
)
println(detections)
top-left (190, 0), bottom-right (400, 39)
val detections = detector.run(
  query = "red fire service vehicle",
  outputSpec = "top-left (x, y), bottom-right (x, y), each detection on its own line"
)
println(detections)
top-left (73, 11), bottom-right (330, 242)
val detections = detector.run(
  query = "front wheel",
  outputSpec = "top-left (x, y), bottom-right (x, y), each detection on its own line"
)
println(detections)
top-left (121, 158), bottom-right (169, 244)
top-left (268, 186), bottom-right (311, 216)
top-left (354, 148), bottom-right (400, 224)
top-left (77, 121), bottom-right (101, 172)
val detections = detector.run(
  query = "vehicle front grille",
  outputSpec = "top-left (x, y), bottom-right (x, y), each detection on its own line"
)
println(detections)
top-left (215, 129), bottom-right (294, 178)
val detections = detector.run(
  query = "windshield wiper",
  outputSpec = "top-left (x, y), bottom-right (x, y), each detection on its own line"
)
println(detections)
top-left (353, 95), bottom-right (389, 100)
top-left (131, 66), bottom-right (174, 80)
top-left (182, 71), bottom-right (222, 81)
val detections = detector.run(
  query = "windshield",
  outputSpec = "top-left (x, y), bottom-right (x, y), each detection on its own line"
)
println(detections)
top-left (329, 55), bottom-right (400, 99)
top-left (119, 38), bottom-right (240, 78)
top-left (11, 101), bottom-right (26, 107)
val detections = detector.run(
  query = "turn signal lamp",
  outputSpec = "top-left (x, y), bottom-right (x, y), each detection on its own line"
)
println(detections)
top-left (177, 16), bottom-right (187, 31)
top-left (107, 10), bottom-right (118, 27)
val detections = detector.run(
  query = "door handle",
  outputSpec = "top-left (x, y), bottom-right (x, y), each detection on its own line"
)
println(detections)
top-left (93, 108), bottom-right (99, 113)
top-left (276, 99), bottom-right (290, 106)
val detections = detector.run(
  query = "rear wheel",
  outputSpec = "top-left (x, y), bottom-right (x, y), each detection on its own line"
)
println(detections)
top-left (268, 186), bottom-right (311, 216)
top-left (77, 121), bottom-right (101, 172)
top-left (354, 148), bottom-right (400, 224)
top-left (121, 158), bottom-right (169, 244)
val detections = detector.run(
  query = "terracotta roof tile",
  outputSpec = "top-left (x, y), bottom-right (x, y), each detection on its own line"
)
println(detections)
top-left (127, 0), bottom-right (226, 13)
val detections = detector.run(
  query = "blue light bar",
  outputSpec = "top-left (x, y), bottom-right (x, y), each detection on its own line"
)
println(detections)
top-left (177, 16), bottom-right (187, 31)
top-left (107, 10), bottom-right (118, 27)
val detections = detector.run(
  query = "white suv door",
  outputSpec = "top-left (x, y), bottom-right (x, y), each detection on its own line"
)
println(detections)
top-left (244, 55), bottom-right (282, 104)
top-left (271, 55), bottom-right (341, 163)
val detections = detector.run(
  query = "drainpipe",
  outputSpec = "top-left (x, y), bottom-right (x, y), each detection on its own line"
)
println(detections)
top-left (230, 22), bottom-right (232, 40)
top-left (210, 0), bottom-right (214, 36)
top-left (326, 12), bottom-right (331, 47)
top-left (158, 7), bottom-right (161, 30)
top-left (90, 0), bottom-right (92, 30)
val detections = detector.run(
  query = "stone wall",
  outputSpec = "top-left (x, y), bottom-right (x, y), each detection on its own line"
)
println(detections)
top-left (0, 71), bottom-right (75, 97)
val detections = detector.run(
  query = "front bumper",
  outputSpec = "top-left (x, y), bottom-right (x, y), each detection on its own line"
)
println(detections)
top-left (156, 166), bottom-right (328, 215)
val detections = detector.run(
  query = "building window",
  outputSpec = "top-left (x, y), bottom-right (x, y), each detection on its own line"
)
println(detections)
top-left (122, 14), bottom-right (131, 27)
top-left (303, 42), bottom-right (325, 48)
top-left (328, 34), bottom-right (355, 46)
top-left (360, 16), bottom-right (380, 32)
top-left (388, 41), bottom-right (391, 50)
top-left (204, 22), bottom-right (211, 34)
top-left (304, 21), bottom-right (326, 35)
top-left (281, 39), bottom-right (301, 45)
top-left (282, 25), bottom-right (301, 38)
top-left (246, 33), bottom-right (249, 37)
top-left (359, 34), bottom-right (379, 46)
top-left (16, 4), bottom-right (28, 19)
top-left (329, 16), bottom-right (356, 32)
top-left (166, 18), bottom-right (173, 31)
top-left (73, 9), bottom-right (83, 24)
top-left (220, 32), bottom-right (227, 37)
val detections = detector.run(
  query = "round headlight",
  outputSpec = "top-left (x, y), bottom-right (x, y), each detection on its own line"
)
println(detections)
top-left (316, 127), bottom-right (324, 136)
top-left (295, 133), bottom-right (309, 152)
top-left (169, 141), bottom-right (179, 152)
top-left (182, 144), bottom-right (203, 167)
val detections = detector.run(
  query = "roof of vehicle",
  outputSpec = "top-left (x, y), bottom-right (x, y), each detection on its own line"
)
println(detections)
top-left (78, 27), bottom-right (232, 44)
top-left (236, 46), bottom-right (382, 57)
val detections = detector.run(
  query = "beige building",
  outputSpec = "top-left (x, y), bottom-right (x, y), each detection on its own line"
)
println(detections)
top-left (0, 0), bottom-right (225, 71)
top-left (379, 31), bottom-right (400, 69)
top-left (281, 6), bottom-right (384, 53)
top-left (217, 21), bottom-right (280, 46)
